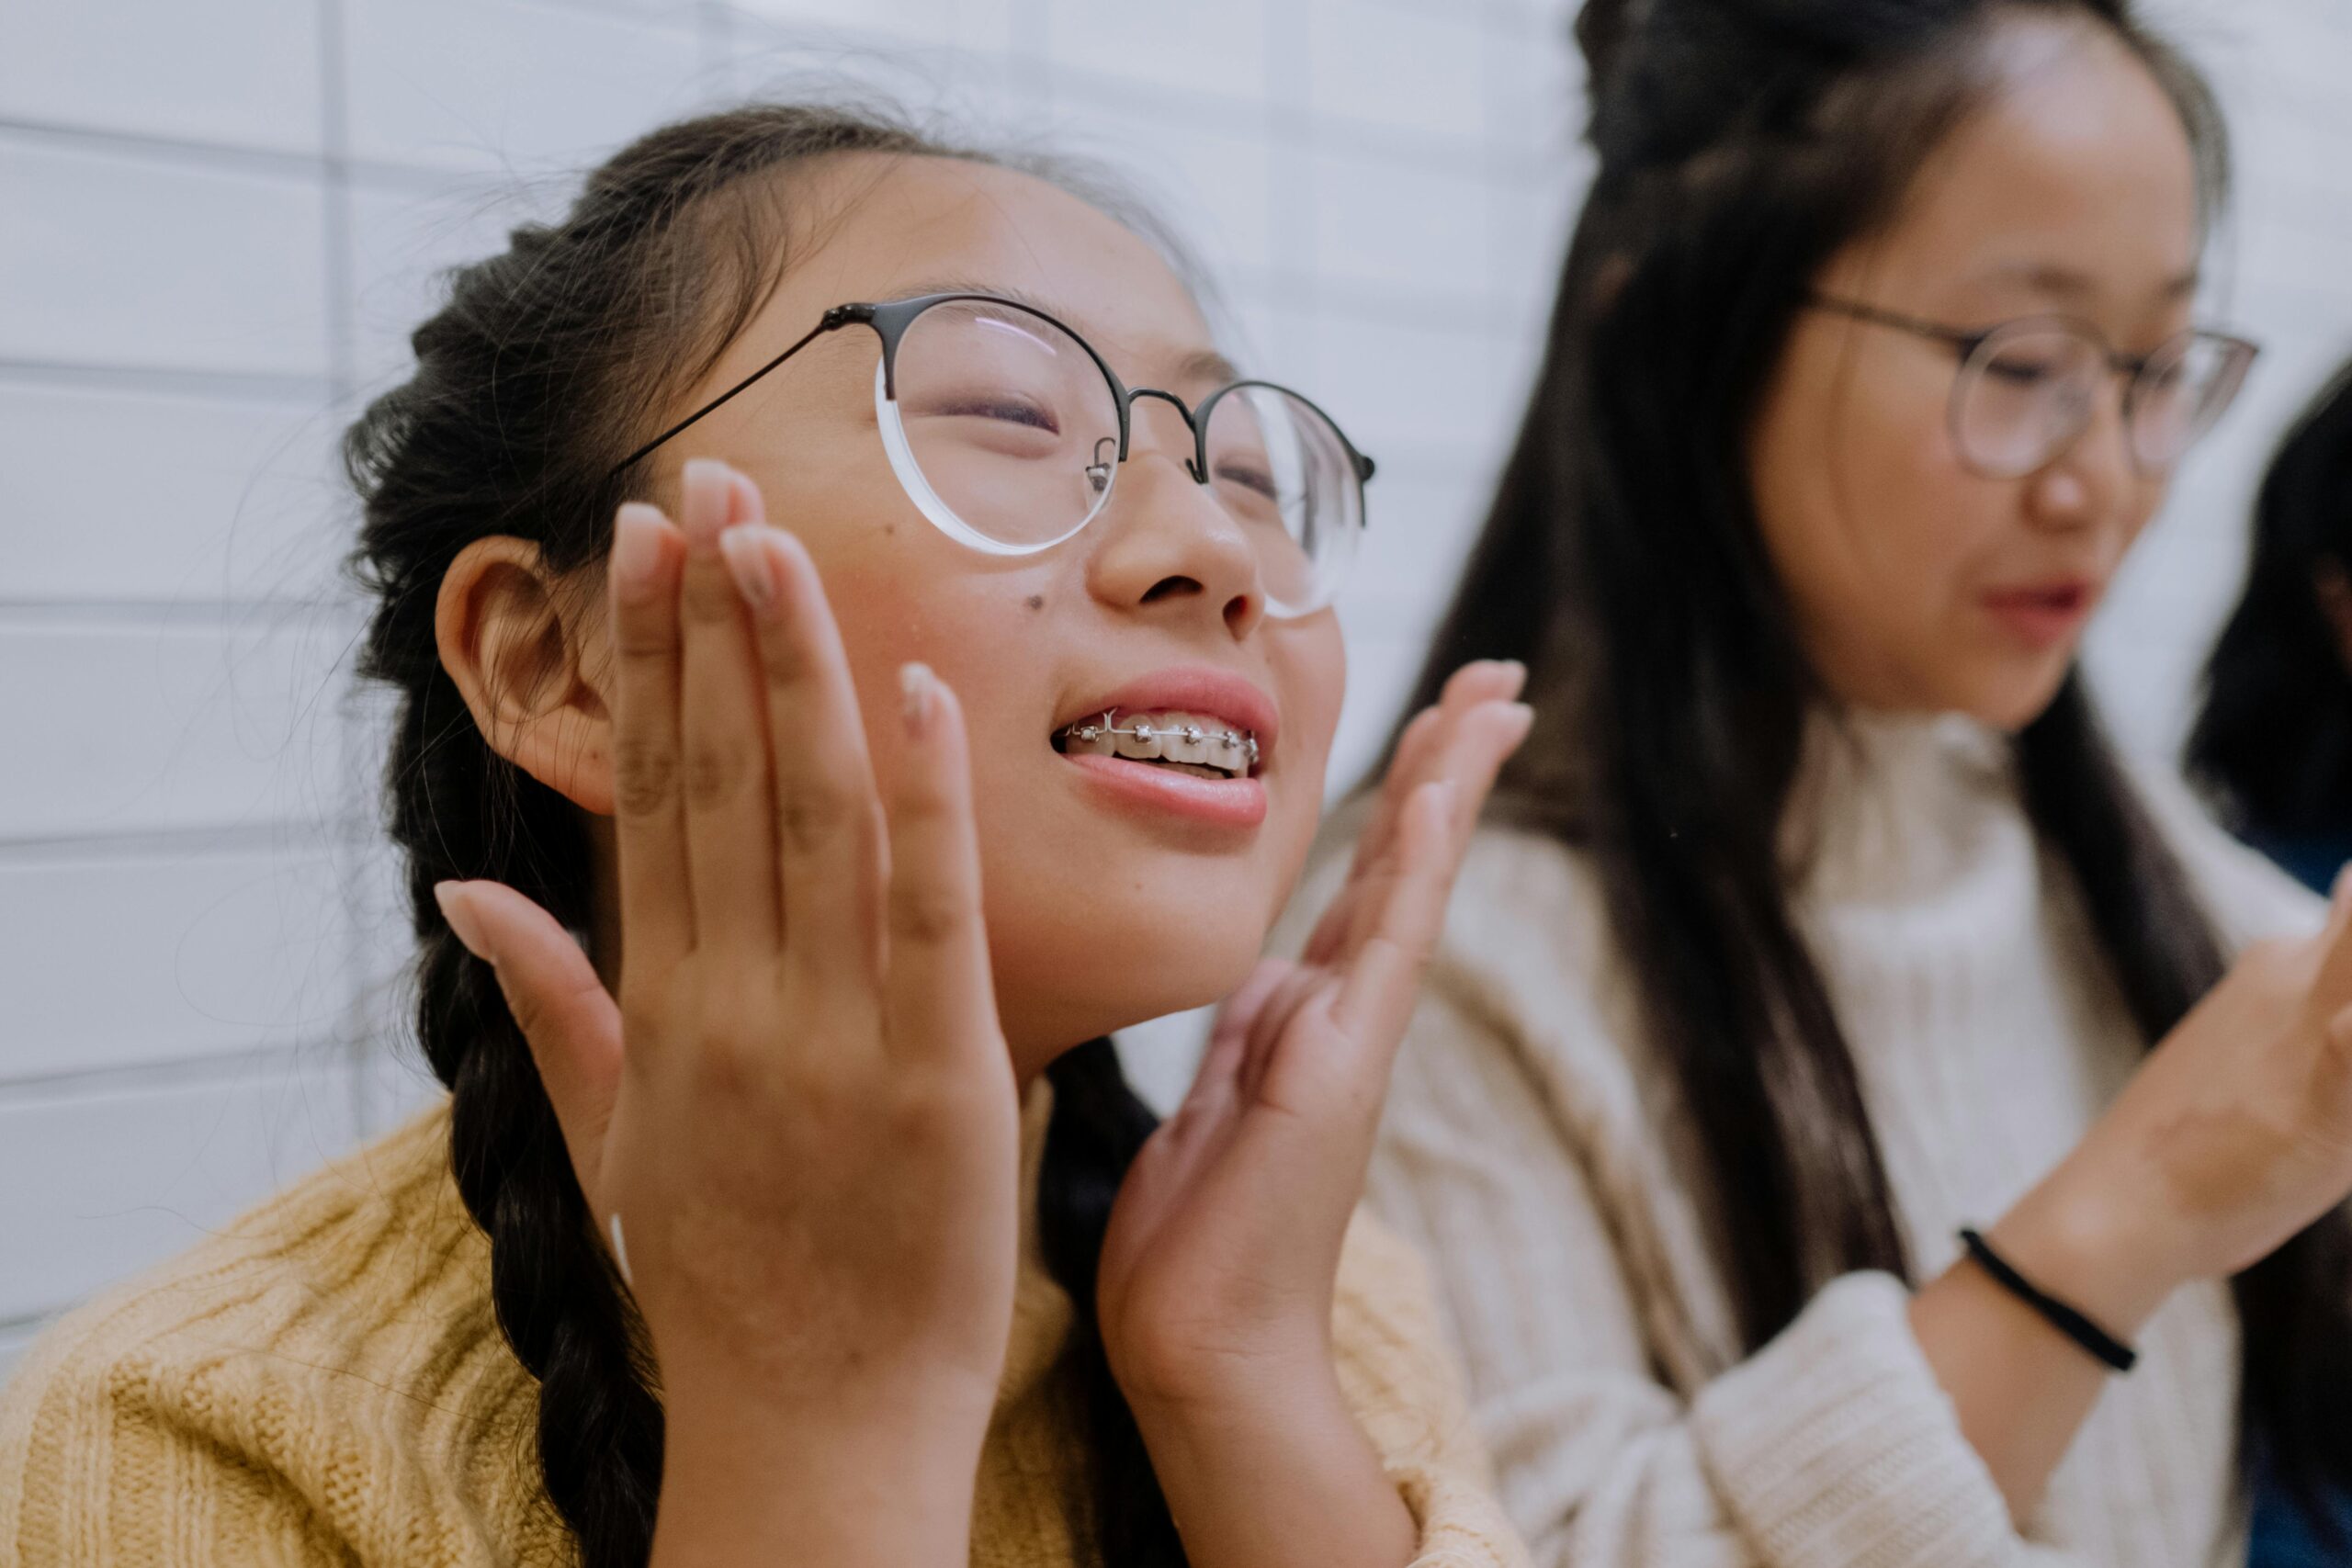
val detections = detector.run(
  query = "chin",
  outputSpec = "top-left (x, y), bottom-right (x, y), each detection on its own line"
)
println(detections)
top-left (1946, 654), bottom-right (2075, 733)
top-left (990, 899), bottom-right (1269, 1054)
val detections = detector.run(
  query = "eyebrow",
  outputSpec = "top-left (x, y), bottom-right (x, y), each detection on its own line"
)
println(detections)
top-left (1979, 260), bottom-right (2200, 301)
top-left (883, 277), bottom-right (1243, 388)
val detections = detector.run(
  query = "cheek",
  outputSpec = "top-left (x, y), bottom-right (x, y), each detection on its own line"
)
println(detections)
top-left (1847, 408), bottom-right (1996, 608)
top-left (1763, 358), bottom-right (1985, 630)
top-left (1265, 617), bottom-right (1347, 851)
top-left (786, 536), bottom-right (1050, 804)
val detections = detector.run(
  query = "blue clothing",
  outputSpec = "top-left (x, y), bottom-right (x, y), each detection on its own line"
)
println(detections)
top-left (2240, 829), bottom-right (2352, 1566)
top-left (2240, 829), bottom-right (2352, 897)
top-left (2251, 1482), bottom-right (2352, 1566)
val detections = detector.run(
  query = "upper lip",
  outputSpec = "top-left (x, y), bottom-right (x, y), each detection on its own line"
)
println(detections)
top-left (1053, 666), bottom-right (1282, 766)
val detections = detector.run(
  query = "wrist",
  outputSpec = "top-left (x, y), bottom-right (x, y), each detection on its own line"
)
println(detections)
top-left (1123, 1362), bottom-right (1419, 1568)
top-left (1108, 1315), bottom-right (1333, 1424)
top-left (654, 1390), bottom-right (985, 1567)
top-left (1991, 1156), bottom-right (2180, 1339)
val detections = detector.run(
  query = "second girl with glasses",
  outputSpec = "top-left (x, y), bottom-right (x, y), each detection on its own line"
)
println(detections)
top-left (1282, 0), bottom-right (2352, 1563)
top-left (0, 107), bottom-right (1533, 1567)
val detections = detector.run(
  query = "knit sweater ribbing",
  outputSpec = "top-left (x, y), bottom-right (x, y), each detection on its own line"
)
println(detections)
top-left (1279, 711), bottom-right (2323, 1568)
top-left (0, 1077), bottom-right (1526, 1567)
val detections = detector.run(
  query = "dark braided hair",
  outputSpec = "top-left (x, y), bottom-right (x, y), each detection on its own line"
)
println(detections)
top-left (1400, 0), bottom-right (2352, 1541)
top-left (346, 103), bottom-right (1186, 1567)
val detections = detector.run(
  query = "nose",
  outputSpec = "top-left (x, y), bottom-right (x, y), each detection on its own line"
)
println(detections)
top-left (1084, 446), bottom-right (1267, 640)
top-left (2027, 371), bottom-right (2135, 532)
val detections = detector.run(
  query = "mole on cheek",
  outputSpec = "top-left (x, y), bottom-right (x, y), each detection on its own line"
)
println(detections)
top-left (1025, 595), bottom-right (1046, 612)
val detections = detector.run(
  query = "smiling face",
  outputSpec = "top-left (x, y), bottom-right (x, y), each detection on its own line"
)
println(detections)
top-left (605, 154), bottom-right (1346, 1070)
top-left (1747, 12), bottom-right (2205, 728)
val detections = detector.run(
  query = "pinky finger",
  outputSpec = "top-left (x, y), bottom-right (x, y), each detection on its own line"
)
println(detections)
top-left (880, 663), bottom-right (999, 1066)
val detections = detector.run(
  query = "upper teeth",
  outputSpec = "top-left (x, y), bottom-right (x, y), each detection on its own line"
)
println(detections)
top-left (1061, 710), bottom-right (1259, 772)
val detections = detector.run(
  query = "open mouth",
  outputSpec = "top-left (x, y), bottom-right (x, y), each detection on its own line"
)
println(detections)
top-left (1052, 708), bottom-right (1261, 781)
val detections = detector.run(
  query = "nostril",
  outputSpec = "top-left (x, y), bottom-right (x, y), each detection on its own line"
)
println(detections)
top-left (1140, 575), bottom-right (1203, 604)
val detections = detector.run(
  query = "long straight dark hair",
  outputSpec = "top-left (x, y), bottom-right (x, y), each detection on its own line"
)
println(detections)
top-left (1402, 0), bottom-right (2352, 1536)
top-left (345, 105), bottom-right (1187, 1567)
top-left (2188, 358), bottom-right (2352, 845)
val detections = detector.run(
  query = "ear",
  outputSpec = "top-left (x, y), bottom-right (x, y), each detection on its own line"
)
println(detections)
top-left (435, 536), bottom-right (617, 815)
top-left (2316, 558), bottom-right (2352, 674)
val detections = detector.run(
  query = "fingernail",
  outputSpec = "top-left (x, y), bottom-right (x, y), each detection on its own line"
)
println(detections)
top-left (434, 881), bottom-right (492, 964)
top-left (1498, 660), bottom-right (1529, 694)
top-left (724, 466), bottom-right (764, 527)
top-left (680, 457), bottom-right (729, 543)
top-left (718, 525), bottom-right (776, 613)
top-left (900, 661), bottom-right (935, 738)
top-left (611, 503), bottom-right (664, 600)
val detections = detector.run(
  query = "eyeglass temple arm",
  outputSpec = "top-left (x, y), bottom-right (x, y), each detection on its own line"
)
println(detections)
top-left (605, 306), bottom-right (866, 479)
top-left (1807, 293), bottom-right (1983, 350)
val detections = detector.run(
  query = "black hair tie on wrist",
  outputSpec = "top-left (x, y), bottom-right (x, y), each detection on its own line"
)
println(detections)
top-left (1958, 1227), bottom-right (2138, 1373)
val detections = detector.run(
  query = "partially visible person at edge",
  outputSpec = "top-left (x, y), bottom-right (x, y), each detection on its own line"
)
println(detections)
top-left (2190, 358), bottom-right (2352, 897)
top-left (1276, 2), bottom-right (2352, 1564)
top-left (0, 104), bottom-right (1538, 1568)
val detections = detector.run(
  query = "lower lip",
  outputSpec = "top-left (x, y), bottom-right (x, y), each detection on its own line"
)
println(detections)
top-left (1058, 751), bottom-right (1268, 828)
top-left (1982, 589), bottom-right (2094, 649)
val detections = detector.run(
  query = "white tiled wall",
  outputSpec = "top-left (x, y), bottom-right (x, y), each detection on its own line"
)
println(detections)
top-left (2, 0), bottom-right (2346, 1379)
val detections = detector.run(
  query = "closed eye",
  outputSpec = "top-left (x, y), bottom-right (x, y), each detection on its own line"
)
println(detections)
top-left (1215, 459), bottom-right (1280, 502)
top-left (926, 396), bottom-right (1061, 434)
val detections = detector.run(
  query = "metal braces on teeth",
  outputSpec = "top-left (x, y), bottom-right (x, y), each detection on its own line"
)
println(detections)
top-left (1066, 712), bottom-right (1260, 768)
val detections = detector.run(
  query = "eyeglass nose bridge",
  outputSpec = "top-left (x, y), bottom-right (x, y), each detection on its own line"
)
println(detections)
top-left (1115, 386), bottom-right (1214, 483)
top-left (2048, 350), bottom-right (2179, 479)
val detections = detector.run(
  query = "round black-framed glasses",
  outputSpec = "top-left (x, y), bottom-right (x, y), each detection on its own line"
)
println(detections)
top-left (1809, 294), bottom-right (2259, 480)
top-left (610, 291), bottom-right (1378, 618)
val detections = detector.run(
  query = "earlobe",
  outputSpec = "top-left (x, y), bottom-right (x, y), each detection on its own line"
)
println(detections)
top-left (435, 536), bottom-right (617, 815)
top-left (2315, 560), bottom-right (2352, 673)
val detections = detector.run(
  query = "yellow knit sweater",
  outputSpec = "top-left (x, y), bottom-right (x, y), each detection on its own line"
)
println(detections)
top-left (0, 1083), bottom-right (1523, 1568)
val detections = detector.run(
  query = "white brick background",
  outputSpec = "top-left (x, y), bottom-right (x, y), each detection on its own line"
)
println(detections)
top-left (0, 0), bottom-right (2345, 1380)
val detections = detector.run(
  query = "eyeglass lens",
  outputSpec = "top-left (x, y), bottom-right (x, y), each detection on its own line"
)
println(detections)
top-left (888, 299), bottom-right (1357, 610)
top-left (1953, 321), bottom-right (2248, 479)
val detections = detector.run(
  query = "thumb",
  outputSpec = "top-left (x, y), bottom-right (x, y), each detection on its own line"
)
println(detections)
top-left (435, 880), bottom-right (622, 1209)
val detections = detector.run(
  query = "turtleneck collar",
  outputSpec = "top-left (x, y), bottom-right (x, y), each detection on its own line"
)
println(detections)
top-left (1781, 705), bottom-right (2018, 908)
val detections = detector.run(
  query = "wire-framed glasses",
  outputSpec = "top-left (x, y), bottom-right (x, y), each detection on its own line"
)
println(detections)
top-left (1809, 294), bottom-right (2260, 480)
top-left (610, 291), bottom-right (1377, 618)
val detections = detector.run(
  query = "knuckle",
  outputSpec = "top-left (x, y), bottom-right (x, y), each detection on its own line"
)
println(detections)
top-left (890, 881), bottom-right (974, 946)
top-left (775, 787), bottom-right (858, 856)
top-left (683, 739), bottom-right (751, 812)
top-left (613, 612), bottom-right (675, 660)
top-left (613, 739), bottom-right (678, 819)
top-left (688, 983), bottom-right (769, 1082)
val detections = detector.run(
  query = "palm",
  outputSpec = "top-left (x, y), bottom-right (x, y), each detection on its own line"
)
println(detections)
top-left (1095, 663), bottom-right (1533, 1403)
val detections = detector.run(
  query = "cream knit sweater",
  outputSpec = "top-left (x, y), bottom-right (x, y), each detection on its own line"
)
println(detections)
top-left (1280, 711), bottom-right (2323, 1568)
top-left (0, 1076), bottom-right (1526, 1567)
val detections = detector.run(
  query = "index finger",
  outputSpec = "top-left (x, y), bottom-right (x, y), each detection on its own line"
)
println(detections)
top-left (607, 502), bottom-right (693, 987)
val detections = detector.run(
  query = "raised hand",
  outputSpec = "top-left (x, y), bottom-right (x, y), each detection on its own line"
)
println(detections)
top-left (1092, 660), bottom-right (1532, 1568)
top-left (2005, 865), bottom-right (2352, 1328)
top-left (433, 458), bottom-right (1020, 1566)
